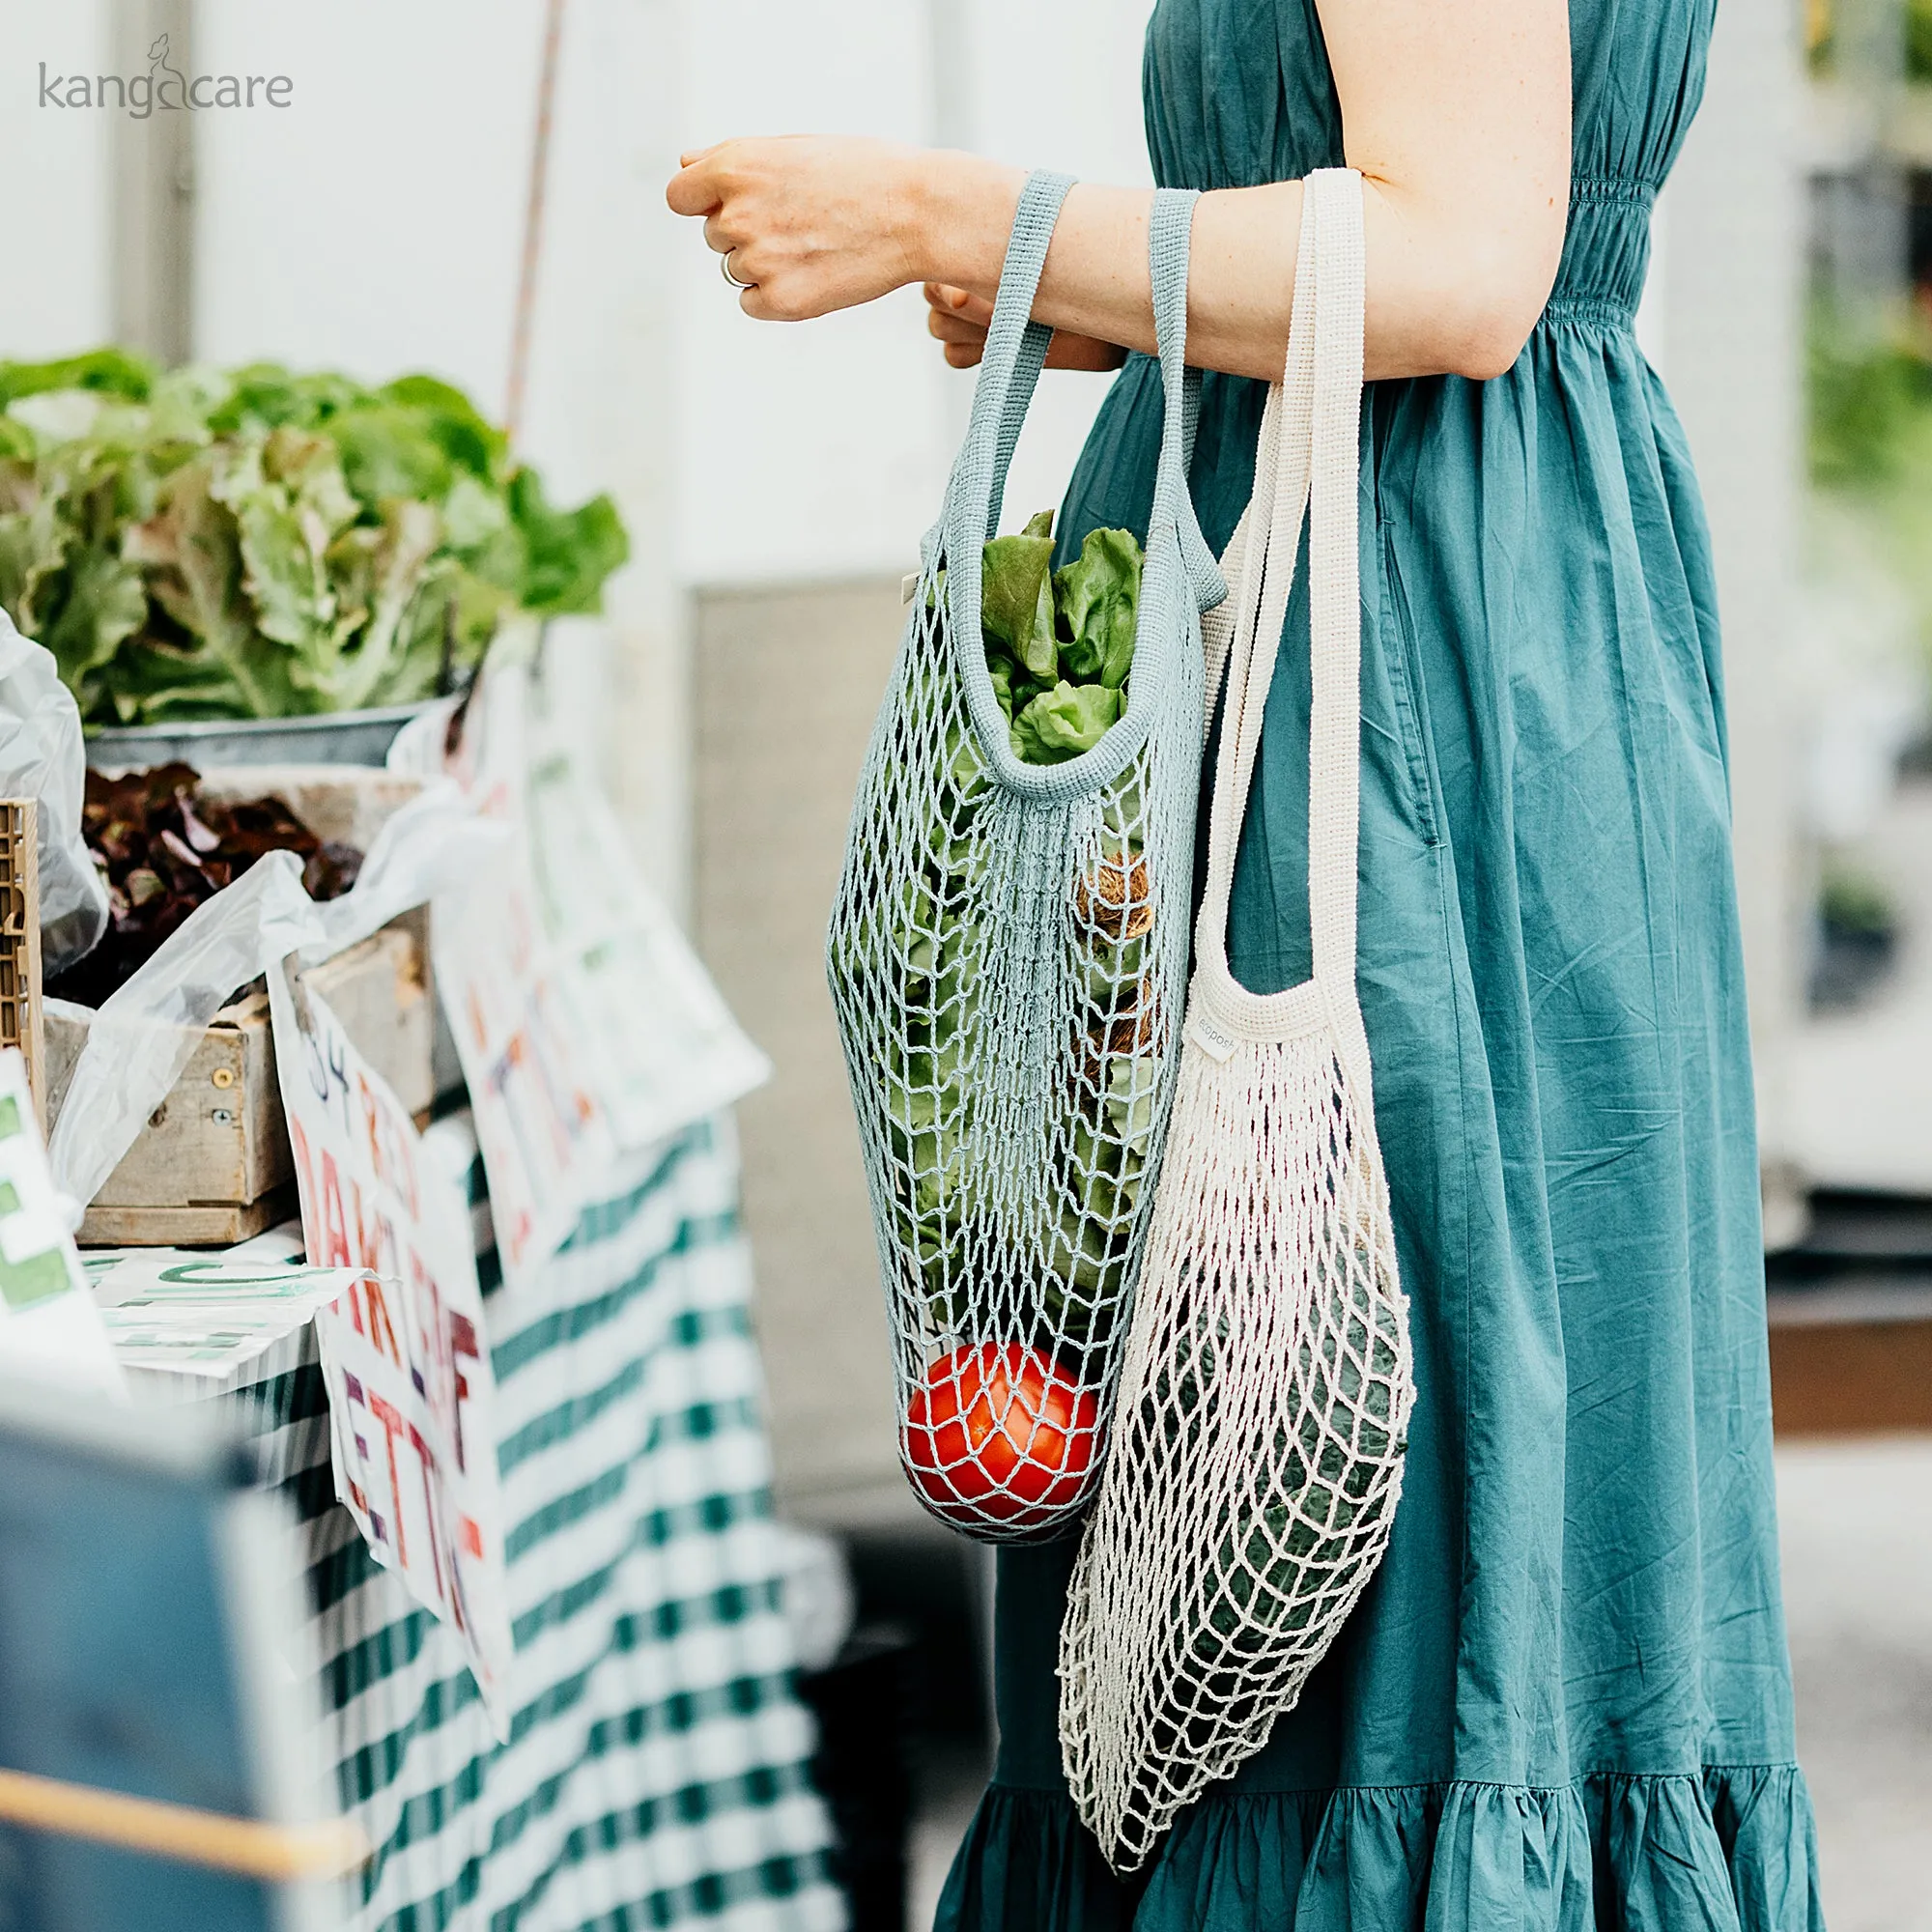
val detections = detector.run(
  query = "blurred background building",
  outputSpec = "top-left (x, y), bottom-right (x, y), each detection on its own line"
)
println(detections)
top-left (0, 0), bottom-right (1926, 1923)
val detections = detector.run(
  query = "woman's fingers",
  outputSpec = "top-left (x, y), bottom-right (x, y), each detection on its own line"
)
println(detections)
top-left (926, 306), bottom-right (988, 346)
top-left (925, 284), bottom-right (989, 367)
top-left (925, 283), bottom-right (990, 366)
top-left (925, 283), bottom-right (993, 328)
top-left (666, 134), bottom-right (955, 320)
top-left (923, 281), bottom-right (1124, 372)
top-left (666, 156), bottom-right (723, 215)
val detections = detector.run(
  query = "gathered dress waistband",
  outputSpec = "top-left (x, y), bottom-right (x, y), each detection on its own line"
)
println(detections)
top-left (1542, 175), bottom-right (1656, 329)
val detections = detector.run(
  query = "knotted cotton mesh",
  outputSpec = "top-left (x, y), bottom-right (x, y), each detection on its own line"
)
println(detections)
top-left (1059, 1024), bottom-right (1409, 1864)
top-left (828, 179), bottom-right (1222, 1540)
top-left (1059, 168), bottom-right (1414, 1865)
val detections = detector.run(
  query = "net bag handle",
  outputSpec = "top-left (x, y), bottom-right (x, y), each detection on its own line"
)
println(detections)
top-left (969, 185), bottom-right (1219, 604)
top-left (1192, 169), bottom-right (1367, 1023)
top-left (941, 170), bottom-right (1075, 603)
top-left (1147, 189), bottom-right (1229, 618)
top-left (941, 174), bottom-right (1223, 803)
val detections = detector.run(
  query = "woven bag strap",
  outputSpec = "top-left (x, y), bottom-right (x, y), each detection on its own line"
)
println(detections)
top-left (1148, 191), bottom-right (1229, 616)
top-left (946, 169), bottom-right (1077, 567)
top-left (942, 172), bottom-right (1218, 804)
top-left (1303, 170), bottom-right (1367, 984)
top-left (1194, 167), bottom-right (1366, 1015)
top-left (962, 182), bottom-right (1215, 603)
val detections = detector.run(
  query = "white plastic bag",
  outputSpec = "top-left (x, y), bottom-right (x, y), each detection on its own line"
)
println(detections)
top-left (47, 853), bottom-right (318, 1211)
top-left (0, 611), bottom-right (109, 975)
top-left (47, 782), bottom-right (503, 1210)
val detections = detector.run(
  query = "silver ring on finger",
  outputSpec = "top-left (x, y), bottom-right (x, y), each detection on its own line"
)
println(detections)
top-left (720, 251), bottom-right (753, 292)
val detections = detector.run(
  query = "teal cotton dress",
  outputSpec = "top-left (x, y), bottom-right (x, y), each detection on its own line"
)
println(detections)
top-left (935, 0), bottom-right (1830, 1926)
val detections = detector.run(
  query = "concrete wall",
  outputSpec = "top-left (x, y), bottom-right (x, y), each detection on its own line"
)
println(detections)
top-left (692, 579), bottom-right (908, 1523)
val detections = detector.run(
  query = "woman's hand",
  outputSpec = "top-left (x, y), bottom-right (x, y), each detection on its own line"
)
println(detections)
top-left (924, 284), bottom-right (1128, 373)
top-left (667, 135), bottom-right (1022, 323)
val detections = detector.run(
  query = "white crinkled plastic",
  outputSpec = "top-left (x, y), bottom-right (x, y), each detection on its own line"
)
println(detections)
top-left (47, 782), bottom-right (503, 1210)
top-left (0, 611), bottom-right (109, 975)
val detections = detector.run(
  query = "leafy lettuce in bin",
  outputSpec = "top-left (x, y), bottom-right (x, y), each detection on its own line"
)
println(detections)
top-left (882, 509), bottom-right (1156, 1351)
top-left (0, 348), bottom-right (629, 724)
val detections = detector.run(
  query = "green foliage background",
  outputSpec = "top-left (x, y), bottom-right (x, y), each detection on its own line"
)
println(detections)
top-left (1808, 301), bottom-right (1932, 676)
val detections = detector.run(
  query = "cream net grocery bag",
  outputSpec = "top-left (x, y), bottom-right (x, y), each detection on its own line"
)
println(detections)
top-left (1060, 168), bottom-right (1416, 1870)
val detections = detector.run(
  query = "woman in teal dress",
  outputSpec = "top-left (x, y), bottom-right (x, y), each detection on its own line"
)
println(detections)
top-left (669, 0), bottom-right (1826, 1923)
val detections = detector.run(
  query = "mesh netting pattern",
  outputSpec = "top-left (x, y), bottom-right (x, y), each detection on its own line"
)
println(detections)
top-left (1059, 1027), bottom-right (1409, 1865)
top-left (1059, 169), bottom-right (1414, 1866)
top-left (827, 178), bottom-right (1222, 1541)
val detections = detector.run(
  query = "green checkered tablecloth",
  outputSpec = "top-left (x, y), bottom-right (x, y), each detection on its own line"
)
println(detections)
top-left (150, 1113), bottom-right (845, 1932)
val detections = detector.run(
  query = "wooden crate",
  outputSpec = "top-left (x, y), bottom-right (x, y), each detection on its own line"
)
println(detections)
top-left (43, 922), bottom-right (434, 1246)
top-left (194, 764), bottom-right (424, 852)
top-left (0, 800), bottom-right (43, 1125)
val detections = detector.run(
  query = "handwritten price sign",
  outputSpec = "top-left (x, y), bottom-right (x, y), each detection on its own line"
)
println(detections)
top-left (268, 961), bottom-right (513, 1736)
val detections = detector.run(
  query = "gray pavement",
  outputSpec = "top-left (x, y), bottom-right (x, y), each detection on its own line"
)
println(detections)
top-left (1780, 1436), bottom-right (1932, 1932)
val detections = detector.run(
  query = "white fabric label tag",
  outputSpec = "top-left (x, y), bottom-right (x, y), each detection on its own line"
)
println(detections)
top-left (1184, 1013), bottom-right (1240, 1064)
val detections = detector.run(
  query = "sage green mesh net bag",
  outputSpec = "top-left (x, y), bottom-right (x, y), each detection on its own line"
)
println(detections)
top-left (826, 175), bottom-right (1224, 1540)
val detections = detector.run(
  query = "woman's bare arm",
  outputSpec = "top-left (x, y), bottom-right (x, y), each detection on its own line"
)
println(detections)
top-left (667, 0), bottom-right (1570, 384)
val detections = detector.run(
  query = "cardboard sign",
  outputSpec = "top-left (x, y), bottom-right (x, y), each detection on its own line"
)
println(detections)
top-left (0, 1049), bottom-right (121, 1398)
top-left (432, 838), bottom-right (609, 1285)
top-left (432, 652), bottom-right (768, 1291)
top-left (267, 964), bottom-right (512, 1736)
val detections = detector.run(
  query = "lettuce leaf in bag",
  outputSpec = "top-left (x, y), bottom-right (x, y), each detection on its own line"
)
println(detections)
top-left (1055, 526), bottom-right (1142, 688)
top-left (1010, 679), bottom-right (1123, 763)
top-left (980, 511), bottom-right (1059, 685)
top-left (977, 511), bottom-right (1144, 749)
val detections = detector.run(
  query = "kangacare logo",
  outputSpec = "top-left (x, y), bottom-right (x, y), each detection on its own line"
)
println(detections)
top-left (39, 34), bottom-right (292, 117)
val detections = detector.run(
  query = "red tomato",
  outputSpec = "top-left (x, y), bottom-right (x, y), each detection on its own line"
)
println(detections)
top-left (901, 1343), bottom-right (1099, 1529)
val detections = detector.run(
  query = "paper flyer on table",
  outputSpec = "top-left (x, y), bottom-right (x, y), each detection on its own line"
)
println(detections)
top-left (87, 1241), bottom-right (369, 1379)
top-left (0, 1048), bottom-right (122, 1398)
top-left (266, 961), bottom-right (513, 1736)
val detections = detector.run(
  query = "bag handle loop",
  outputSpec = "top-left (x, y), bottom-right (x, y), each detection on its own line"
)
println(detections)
top-left (1193, 168), bottom-right (1366, 1022)
top-left (941, 172), bottom-right (1222, 803)
top-left (945, 170), bottom-right (1075, 570)
top-left (1148, 190), bottom-right (1228, 617)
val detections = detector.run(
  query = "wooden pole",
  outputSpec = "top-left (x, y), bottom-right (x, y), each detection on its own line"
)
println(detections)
top-left (505, 0), bottom-right (570, 445)
top-left (0, 1766), bottom-right (367, 1882)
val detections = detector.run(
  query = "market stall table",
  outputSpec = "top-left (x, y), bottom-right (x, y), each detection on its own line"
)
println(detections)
top-left (114, 1111), bottom-right (844, 1932)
